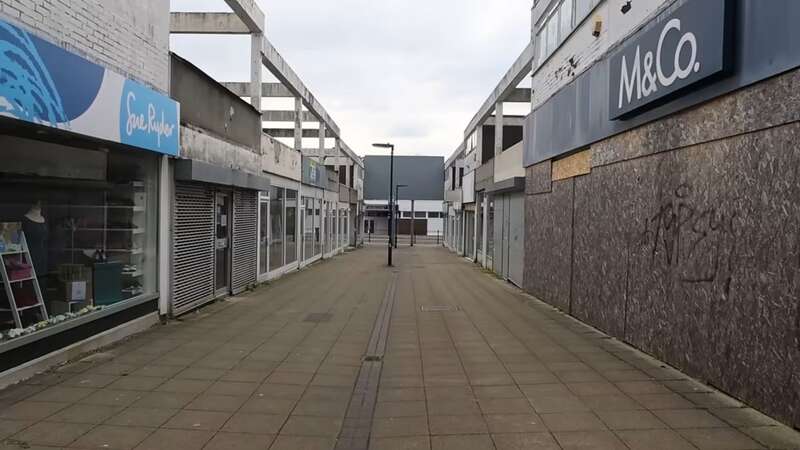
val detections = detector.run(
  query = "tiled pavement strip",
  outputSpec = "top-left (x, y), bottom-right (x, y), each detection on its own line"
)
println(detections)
top-left (0, 246), bottom-right (799, 450)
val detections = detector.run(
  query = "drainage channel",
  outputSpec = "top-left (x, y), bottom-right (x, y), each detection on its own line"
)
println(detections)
top-left (335, 270), bottom-right (398, 450)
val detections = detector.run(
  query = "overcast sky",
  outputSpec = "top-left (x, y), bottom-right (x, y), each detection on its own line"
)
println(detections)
top-left (170, 0), bottom-right (532, 158)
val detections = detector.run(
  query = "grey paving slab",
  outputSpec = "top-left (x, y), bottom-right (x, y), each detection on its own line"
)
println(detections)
top-left (3, 246), bottom-right (800, 450)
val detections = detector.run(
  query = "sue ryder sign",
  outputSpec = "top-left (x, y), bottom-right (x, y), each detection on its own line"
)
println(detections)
top-left (0, 19), bottom-right (179, 155)
top-left (609, 0), bottom-right (733, 120)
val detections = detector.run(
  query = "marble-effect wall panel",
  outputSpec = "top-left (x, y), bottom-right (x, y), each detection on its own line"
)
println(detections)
top-left (525, 120), bottom-right (800, 428)
top-left (625, 124), bottom-right (800, 427)
top-left (524, 179), bottom-right (574, 312)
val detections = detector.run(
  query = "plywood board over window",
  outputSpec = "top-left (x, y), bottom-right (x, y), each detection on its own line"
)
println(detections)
top-left (552, 149), bottom-right (591, 181)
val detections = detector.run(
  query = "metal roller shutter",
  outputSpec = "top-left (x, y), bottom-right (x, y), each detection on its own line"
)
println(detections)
top-left (231, 189), bottom-right (258, 294)
top-left (172, 183), bottom-right (215, 316)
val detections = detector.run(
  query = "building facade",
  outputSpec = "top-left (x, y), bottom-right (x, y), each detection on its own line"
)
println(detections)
top-left (445, 0), bottom-right (800, 430)
top-left (0, 1), bottom-right (364, 384)
top-left (444, 117), bottom-right (527, 287)
top-left (0, 0), bottom-right (175, 377)
top-left (363, 156), bottom-right (445, 239)
top-left (525, 0), bottom-right (800, 429)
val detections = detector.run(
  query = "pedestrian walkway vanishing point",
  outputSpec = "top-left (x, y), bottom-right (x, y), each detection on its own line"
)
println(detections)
top-left (0, 246), bottom-right (798, 450)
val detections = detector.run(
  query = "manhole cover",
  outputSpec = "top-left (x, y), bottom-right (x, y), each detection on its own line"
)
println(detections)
top-left (304, 313), bottom-right (333, 323)
top-left (421, 305), bottom-right (458, 312)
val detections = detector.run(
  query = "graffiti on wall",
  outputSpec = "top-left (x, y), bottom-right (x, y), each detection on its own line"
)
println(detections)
top-left (634, 182), bottom-right (742, 297)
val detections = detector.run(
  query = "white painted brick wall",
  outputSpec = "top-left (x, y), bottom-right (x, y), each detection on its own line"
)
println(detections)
top-left (0, 0), bottom-right (170, 92)
top-left (532, 0), bottom-right (669, 109)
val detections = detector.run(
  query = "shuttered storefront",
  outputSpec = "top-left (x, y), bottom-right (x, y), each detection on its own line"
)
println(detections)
top-left (231, 189), bottom-right (258, 294)
top-left (172, 183), bottom-right (215, 316)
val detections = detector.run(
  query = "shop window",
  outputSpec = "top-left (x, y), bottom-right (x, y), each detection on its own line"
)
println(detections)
top-left (269, 187), bottom-right (284, 271)
top-left (349, 166), bottom-right (354, 188)
top-left (285, 190), bottom-right (297, 265)
top-left (259, 196), bottom-right (269, 275)
top-left (303, 197), bottom-right (314, 261)
top-left (414, 212), bottom-right (426, 218)
top-left (314, 199), bottom-right (322, 256)
top-left (402, 212), bottom-right (412, 218)
top-left (0, 143), bottom-right (158, 344)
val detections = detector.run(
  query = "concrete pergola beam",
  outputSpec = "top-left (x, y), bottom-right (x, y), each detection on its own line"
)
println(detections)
top-left (506, 88), bottom-right (533, 103)
top-left (464, 42), bottom-right (534, 138)
top-left (223, 0), bottom-right (265, 32)
top-left (169, 13), bottom-right (250, 34)
top-left (445, 142), bottom-right (466, 167)
top-left (222, 82), bottom-right (294, 98)
top-left (262, 110), bottom-right (316, 122)
top-left (302, 148), bottom-right (339, 157)
top-left (338, 141), bottom-right (364, 168)
top-left (261, 37), bottom-right (341, 139)
top-left (264, 128), bottom-right (323, 138)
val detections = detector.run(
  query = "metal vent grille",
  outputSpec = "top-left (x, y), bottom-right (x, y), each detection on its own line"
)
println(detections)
top-left (231, 189), bottom-right (258, 294)
top-left (172, 183), bottom-right (215, 316)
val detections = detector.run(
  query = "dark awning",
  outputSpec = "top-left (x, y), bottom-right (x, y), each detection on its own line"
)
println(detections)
top-left (175, 159), bottom-right (270, 191)
top-left (487, 177), bottom-right (525, 195)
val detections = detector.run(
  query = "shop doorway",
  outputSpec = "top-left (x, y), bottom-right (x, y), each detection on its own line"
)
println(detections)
top-left (494, 193), bottom-right (524, 287)
top-left (215, 191), bottom-right (231, 296)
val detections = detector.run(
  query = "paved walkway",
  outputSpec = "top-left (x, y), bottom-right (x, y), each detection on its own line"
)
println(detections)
top-left (1, 246), bottom-right (799, 450)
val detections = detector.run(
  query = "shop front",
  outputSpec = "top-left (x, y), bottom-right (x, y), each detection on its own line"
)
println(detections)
top-left (0, 18), bottom-right (179, 370)
top-left (171, 160), bottom-right (266, 316)
top-left (302, 156), bottom-right (340, 264)
top-left (300, 187), bottom-right (324, 267)
top-left (257, 176), bottom-right (301, 281)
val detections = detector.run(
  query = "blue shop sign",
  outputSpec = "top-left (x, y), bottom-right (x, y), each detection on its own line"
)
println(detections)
top-left (0, 19), bottom-right (179, 155)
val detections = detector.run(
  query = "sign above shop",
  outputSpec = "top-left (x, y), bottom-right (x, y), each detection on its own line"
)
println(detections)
top-left (609, 0), bottom-right (733, 120)
top-left (0, 19), bottom-right (179, 155)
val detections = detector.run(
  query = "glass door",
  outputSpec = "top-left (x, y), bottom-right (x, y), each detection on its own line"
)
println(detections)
top-left (258, 195), bottom-right (269, 276)
top-left (215, 191), bottom-right (231, 295)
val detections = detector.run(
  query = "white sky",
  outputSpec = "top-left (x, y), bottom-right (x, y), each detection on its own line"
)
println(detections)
top-left (169, 0), bottom-right (532, 158)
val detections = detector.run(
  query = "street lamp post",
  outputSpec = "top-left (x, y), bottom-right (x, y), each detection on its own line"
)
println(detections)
top-left (372, 143), bottom-right (395, 266)
top-left (395, 184), bottom-right (408, 249)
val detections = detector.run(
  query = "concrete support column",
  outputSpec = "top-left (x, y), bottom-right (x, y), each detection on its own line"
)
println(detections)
top-left (250, 34), bottom-right (263, 112)
top-left (318, 123), bottom-right (327, 164)
top-left (158, 155), bottom-right (172, 317)
top-left (494, 102), bottom-right (504, 156)
top-left (293, 97), bottom-right (303, 152)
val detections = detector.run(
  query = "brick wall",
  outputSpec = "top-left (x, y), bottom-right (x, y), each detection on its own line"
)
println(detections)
top-left (0, 0), bottom-right (170, 92)
top-left (531, 0), bottom-right (668, 108)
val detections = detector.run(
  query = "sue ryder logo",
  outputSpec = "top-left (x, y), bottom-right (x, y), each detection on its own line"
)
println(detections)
top-left (609, 0), bottom-right (731, 120)
top-left (125, 91), bottom-right (176, 148)
top-left (618, 18), bottom-right (700, 110)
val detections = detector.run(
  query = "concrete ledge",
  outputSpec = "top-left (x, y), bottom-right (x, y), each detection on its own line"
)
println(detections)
top-left (0, 313), bottom-right (160, 390)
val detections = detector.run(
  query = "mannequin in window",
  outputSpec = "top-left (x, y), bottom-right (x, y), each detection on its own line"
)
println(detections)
top-left (22, 201), bottom-right (48, 280)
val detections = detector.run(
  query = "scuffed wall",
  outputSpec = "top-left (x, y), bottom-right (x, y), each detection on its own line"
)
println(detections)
top-left (180, 126), bottom-right (261, 176)
top-left (524, 67), bottom-right (800, 428)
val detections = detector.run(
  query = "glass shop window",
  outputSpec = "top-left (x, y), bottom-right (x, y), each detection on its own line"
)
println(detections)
top-left (0, 142), bottom-right (158, 344)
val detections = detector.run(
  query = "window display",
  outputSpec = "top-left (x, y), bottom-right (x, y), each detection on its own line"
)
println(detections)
top-left (285, 190), bottom-right (297, 265)
top-left (0, 145), bottom-right (158, 343)
top-left (259, 193), bottom-right (269, 276)
top-left (314, 199), bottom-right (322, 256)
top-left (269, 187), bottom-right (285, 272)
top-left (303, 197), bottom-right (314, 261)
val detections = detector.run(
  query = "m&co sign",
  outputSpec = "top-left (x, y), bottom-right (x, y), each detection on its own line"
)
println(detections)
top-left (609, 0), bottom-right (734, 119)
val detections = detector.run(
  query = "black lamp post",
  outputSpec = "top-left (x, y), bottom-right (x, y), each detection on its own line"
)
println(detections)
top-left (395, 184), bottom-right (408, 249)
top-left (372, 143), bottom-right (395, 266)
